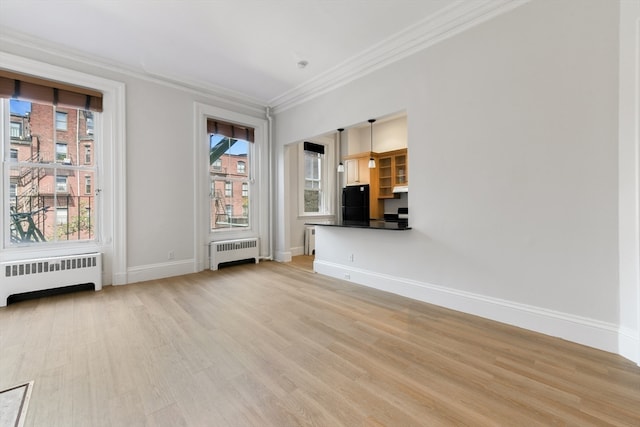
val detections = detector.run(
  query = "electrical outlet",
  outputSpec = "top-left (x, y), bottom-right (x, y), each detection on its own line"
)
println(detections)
top-left (344, 273), bottom-right (350, 280)
top-left (168, 251), bottom-right (175, 260)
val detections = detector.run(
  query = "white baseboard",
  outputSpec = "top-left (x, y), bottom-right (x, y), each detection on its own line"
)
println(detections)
top-left (314, 260), bottom-right (638, 364)
top-left (127, 259), bottom-right (196, 284)
top-left (291, 246), bottom-right (305, 257)
top-left (618, 327), bottom-right (639, 364)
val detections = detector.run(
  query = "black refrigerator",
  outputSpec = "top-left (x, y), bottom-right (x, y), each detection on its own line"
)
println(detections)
top-left (342, 184), bottom-right (370, 223)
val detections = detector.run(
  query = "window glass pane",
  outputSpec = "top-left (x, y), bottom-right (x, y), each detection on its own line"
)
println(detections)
top-left (9, 183), bottom-right (17, 207)
top-left (303, 149), bottom-right (324, 213)
top-left (85, 175), bottom-right (92, 194)
top-left (85, 112), bottom-right (94, 135)
top-left (84, 144), bottom-right (92, 164)
top-left (304, 190), bottom-right (320, 212)
top-left (56, 207), bottom-right (68, 224)
top-left (56, 143), bottom-right (68, 162)
top-left (5, 99), bottom-right (97, 244)
top-left (56, 111), bottom-right (67, 131)
top-left (11, 122), bottom-right (22, 138)
top-left (209, 134), bottom-right (251, 230)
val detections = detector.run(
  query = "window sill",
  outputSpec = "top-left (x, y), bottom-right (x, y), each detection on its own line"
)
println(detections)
top-left (0, 240), bottom-right (102, 263)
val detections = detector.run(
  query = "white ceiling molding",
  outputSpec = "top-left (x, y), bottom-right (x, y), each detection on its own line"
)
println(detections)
top-left (269, 0), bottom-right (531, 114)
top-left (0, 31), bottom-right (267, 116)
top-left (0, 0), bottom-right (529, 116)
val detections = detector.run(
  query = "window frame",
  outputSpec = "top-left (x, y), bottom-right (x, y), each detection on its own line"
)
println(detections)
top-left (298, 141), bottom-right (335, 217)
top-left (56, 207), bottom-right (68, 225)
top-left (195, 102), bottom-right (269, 270)
top-left (55, 142), bottom-right (68, 163)
top-left (85, 175), bottom-right (92, 195)
top-left (0, 51), bottom-right (126, 286)
top-left (84, 144), bottom-right (91, 164)
top-left (237, 160), bottom-right (246, 174)
top-left (55, 175), bottom-right (68, 193)
top-left (55, 110), bottom-right (68, 131)
top-left (10, 121), bottom-right (22, 139)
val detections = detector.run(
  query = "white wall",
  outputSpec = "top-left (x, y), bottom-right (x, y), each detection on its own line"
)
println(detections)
top-left (0, 36), bottom-right (269, 284)
top-left (274, 0), bottom-right (634, 360)
top-left (346, 116), bottom-right (407, 155)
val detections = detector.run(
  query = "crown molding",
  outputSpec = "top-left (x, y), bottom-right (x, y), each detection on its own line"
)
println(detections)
top-left (0, 32), bottom-right (268, 116)
top-left (1, 0), bottom-right (529, 117)
top-left (269, 0), bottom-right (530, 114)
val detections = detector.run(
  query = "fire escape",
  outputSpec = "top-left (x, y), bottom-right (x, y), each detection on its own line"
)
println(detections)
top-left (213, 189), bottom-right (229, 225)
top-left (10, 148), bottom-right (49, 243)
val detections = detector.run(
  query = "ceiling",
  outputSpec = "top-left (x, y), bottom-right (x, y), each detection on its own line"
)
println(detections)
top-left (0, 0), bottom-right (520, 108)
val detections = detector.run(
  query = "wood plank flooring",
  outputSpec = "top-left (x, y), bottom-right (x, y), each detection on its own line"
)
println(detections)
top-left (1, 261), bottom-right (639, 426)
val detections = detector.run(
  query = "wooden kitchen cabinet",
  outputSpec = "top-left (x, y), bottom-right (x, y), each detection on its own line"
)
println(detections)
top-left (377, 148), bottom-right (408, 199)
top-left (344, 153), bottom-right (372, 185)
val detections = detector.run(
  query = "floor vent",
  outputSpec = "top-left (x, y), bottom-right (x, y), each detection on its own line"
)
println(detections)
top-left (210, 238), bottom-right (259, 271)
top-left (1, 253), bottom-right (102, 306)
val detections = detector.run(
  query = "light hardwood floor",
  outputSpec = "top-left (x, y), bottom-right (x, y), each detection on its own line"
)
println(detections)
top-left (1, 261), bottom-right (639, 426)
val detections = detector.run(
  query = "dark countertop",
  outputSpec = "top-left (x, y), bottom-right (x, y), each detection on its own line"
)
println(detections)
top-left (305, 220), bottom-right (411, 231)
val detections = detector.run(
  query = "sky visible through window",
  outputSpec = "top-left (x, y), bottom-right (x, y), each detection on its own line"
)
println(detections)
top-left (10, 99), bottom-right (31, 115)
top-left (210, 134), bottom-right (247, 155)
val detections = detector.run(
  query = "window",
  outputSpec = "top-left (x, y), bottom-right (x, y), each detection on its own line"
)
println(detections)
top-left (199, 103), bottom-right (269, 267)
top-left (209, 132), bottom-right (251, 230)
top-left (56, 175), bottom-right (68, 192)
top-left (10, 122), bottom-right (22, 139)
top-left (84, 144), bottom-right (91, 164)
top-left (4, 99), bottom-right (99, 244)
top-left (302, 142), bottom-right (326, 214)
top-left (2, 58), bottom-right (124, 277)
top-left (85, 113), bottom-right (94, 135)
top-left (56, 143), bottom-right (68, 163)
top-left (56, 208), bottom-right (68, 224)
top-left (85, 175), bottom-right (92, 194)
top-left (9, 182), bottom-right (17, 206)
top-left (55, 111), bottom-right (67, 131)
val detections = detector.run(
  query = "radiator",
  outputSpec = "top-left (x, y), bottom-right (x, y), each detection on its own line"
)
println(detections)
top-left (1, 253), bottom-right (102, 306)
top-left (304, 226), bottom-right (316, 255)
top-left (210, 238), bottom-right (259, 271)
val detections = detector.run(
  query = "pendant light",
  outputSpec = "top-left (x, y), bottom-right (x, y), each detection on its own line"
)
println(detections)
top-left (337, 128), bottom-right (345, 173)
top-left (368, 119), bottom-right (376, 168)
